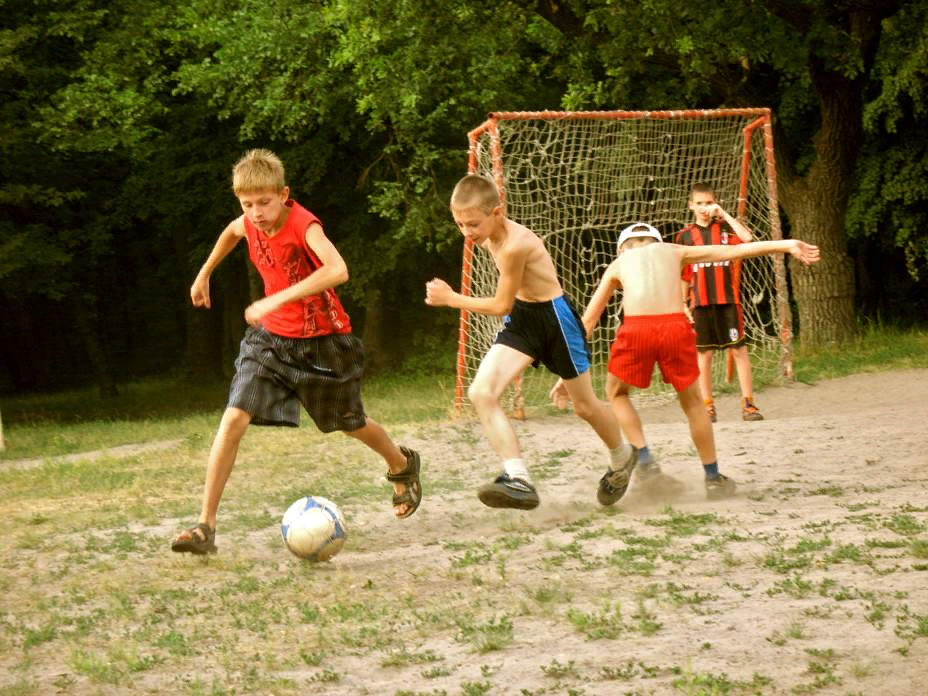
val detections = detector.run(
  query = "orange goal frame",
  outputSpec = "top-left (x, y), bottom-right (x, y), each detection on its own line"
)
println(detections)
top-left (455, 108), bottom-right (791, 414)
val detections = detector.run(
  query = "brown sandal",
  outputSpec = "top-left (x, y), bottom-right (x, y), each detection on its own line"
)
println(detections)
top-left (386, 447), bottom-right (422, 519)
top-left (171, 523), bottom-right (217, 555)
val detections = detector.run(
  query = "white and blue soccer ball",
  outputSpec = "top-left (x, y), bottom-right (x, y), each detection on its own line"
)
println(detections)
top-left (280, 496), bottom-right (347, 562)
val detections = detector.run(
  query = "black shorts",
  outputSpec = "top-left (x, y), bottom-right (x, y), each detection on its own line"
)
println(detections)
top-left (227, 326), bottom-right (367, 433)
top-left (692, 304), bottom-right (746, 350)
top-left (493, 296), bottom-right (591, 380)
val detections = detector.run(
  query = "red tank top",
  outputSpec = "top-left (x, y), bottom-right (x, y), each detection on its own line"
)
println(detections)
top-left (243, 201), bottom-right (352, 338)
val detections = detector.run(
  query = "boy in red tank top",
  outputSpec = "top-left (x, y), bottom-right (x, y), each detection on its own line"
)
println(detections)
top-left (171, 150), bottom-right (422, 555)
top-left (554, 222), bottom-right (819, 500)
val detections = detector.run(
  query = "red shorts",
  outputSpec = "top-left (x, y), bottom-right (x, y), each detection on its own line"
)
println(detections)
top-left (607, 313), bottom-right (699, 392)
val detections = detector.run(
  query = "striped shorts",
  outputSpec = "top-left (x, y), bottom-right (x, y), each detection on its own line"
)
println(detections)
top-left (227, 326), bottom-right (367, 433)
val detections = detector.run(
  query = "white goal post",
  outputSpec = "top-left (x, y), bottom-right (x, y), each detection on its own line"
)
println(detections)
top-left (454, 109), bottom-right (790, 416)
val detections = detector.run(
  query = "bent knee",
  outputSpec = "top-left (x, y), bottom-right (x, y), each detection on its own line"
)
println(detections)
top-left (467, 381), bottom-right (498, 409)
top-left (221, 407), bottom-right (252, 433)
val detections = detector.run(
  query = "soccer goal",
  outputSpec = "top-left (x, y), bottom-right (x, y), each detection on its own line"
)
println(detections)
top-left (454, 109), bottom-right (790, 416)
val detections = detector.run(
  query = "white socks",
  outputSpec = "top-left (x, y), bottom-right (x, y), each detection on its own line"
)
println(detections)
top-left (609, 444), bottom-right (635, 468)
top-left (503, 458), bottom-right (531, 483)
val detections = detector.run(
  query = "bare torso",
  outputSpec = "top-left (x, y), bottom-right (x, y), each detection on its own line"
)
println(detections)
top-left (615, 243), bottom-right (688, 316)
top-left (485, 219), bottom-right (563, 302)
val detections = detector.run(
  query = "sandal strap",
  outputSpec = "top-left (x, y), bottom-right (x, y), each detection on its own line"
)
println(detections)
top-left (385, 448), bottom-right (420, 483)
top-left (188, 523), bottom-right (215, 543)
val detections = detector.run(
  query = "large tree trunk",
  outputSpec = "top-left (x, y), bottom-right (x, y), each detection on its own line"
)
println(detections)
top-left (779, 68), bottom-right (863, 345)
top-left (773, 3), bottom-right (888, 346)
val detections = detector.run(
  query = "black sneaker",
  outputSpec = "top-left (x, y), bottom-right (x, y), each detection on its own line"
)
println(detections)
top-left (597, 446), bottom-right (639, 506)
top-left (705, 473), bottom-right (737, 500)
top-left (477, 473), bottom-right (540, 510)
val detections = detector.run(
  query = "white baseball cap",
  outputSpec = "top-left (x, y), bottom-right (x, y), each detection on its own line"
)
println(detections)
top-left (617, 222), bottom-right (663, 251)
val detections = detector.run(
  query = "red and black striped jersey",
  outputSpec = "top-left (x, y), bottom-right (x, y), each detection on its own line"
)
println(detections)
top-left (676, 221), bottom-right (743, 307)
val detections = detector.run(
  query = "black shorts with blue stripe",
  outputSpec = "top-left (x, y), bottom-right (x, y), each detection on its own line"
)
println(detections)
top-left (494, 295), bottom-right (591, 380)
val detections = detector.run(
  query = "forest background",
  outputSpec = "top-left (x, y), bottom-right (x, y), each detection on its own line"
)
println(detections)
top-left (3, 0), bottom-right (928, 402)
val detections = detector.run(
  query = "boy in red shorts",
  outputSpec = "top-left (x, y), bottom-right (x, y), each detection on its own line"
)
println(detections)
top-left (571, 222), bottom-right (819, 498)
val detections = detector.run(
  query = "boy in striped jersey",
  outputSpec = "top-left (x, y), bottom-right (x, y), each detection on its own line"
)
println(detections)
top-left (676, 183), bottom-right (762, 422)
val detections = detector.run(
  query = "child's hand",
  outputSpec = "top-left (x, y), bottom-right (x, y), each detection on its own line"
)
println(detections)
top-left (706, 203), bottom-right (726, 220)
top-left (190, 277), bottom-right (211, 308)
top-left (548, 379), bottom-right (571, 410)
top-left (425, 278), bottom-right (454, 307)
top-left (244, 298), bottom-right (274, 327)
top-left (789, 240), bottom-right (821, 266)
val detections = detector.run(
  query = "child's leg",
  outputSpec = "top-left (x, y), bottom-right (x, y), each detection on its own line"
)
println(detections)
top-left (561, 371), bottom-right (623, 449)
top-left (344, 417), bottom-right (419, 518)
top-left (697, 349), bottom-right (715, 403)
top-left (605, 374), bottom-right (646, 449)
top-left (470, 345), bottom-right (539, 509)
top-left (731, 345), bottom-right (754, 399)
top-left (468, 344), bottom-right (535, 461)
top-left (679, 381), bottom-right (736, 498)
top-left (199, 406), bottom-right (252, 528)
top-left (677, 382), bottom-right (716, 464)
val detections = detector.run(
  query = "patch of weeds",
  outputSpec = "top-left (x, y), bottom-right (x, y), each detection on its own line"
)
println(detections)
top-left (599, 660), bottom-right (665, 681)
top-left (806, 485), bottom-right (844, 497)
top-left (671, 669), bottom-right (773, 694)
top-left (532, 583), bottom-right (572, 605)
top-left (23, 621), bottom-right (58, 650)
top-left (884, 514), bottom-right (926, 537)
top-left (460, 680), bottom-right (492, 696)
top-left (824, 543), bottom-right (871, 566)
top-left (421, 665), bottom-right (453, 679)
top-left (646, 507), bottom-right (721, 536)
top-left (308, 669), bottom-right (340, 684)
top-left (910, 540), bottom-right (928, 559)
top-left (381, 647), bottom-right (442, 668)
top-left (566, 603), bottom-right (625, 640)
top-left (767, 574), bottom-right (814, 599)
top-left (790, 652), bottom-right (841, 693)
top-left (445, 541), bottom-right (494, 568)
top-left (607, 543), bottom-right (658, 576)
top-left (640, 582), bottom-right (718, 607)
top-left (455, 615), bottom-right (514, 653)
top-left (70, 649), bottom-right (126, 685)
top-left (541, 658), bottom-right (578, 678)
top-left (864, 538), bottom-right (908, 549)
top-left (632, 602), bottom-right (662, 635)
top-left (300, 649), bottom-right (325, 666)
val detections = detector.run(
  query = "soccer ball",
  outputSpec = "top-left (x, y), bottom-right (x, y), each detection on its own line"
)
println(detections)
top-left (280, 496), bottom-right (347, 562)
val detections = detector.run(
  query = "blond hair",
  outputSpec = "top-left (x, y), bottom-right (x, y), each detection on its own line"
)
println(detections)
top-left (450, 174), bottom-right (500, 214)
top-left (232, 149), bottom-right (286, 195)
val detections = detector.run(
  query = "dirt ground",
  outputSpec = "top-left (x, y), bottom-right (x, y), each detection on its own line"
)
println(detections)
top-left (3, 368), bottom-right (928, 695)
top-left (334, 368), bottom-right (928, 695)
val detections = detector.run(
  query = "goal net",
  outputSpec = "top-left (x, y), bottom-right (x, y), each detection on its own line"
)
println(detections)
top-left (455, 109), bottom-right (790, 415)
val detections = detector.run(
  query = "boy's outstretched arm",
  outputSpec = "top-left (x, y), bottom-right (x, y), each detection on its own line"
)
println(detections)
top-left (425, 247), bottom-right (526, 316)
top-left (680, 239), bottom-right (820, 266)
top-left (191, 217), bottom-right (246, 309)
